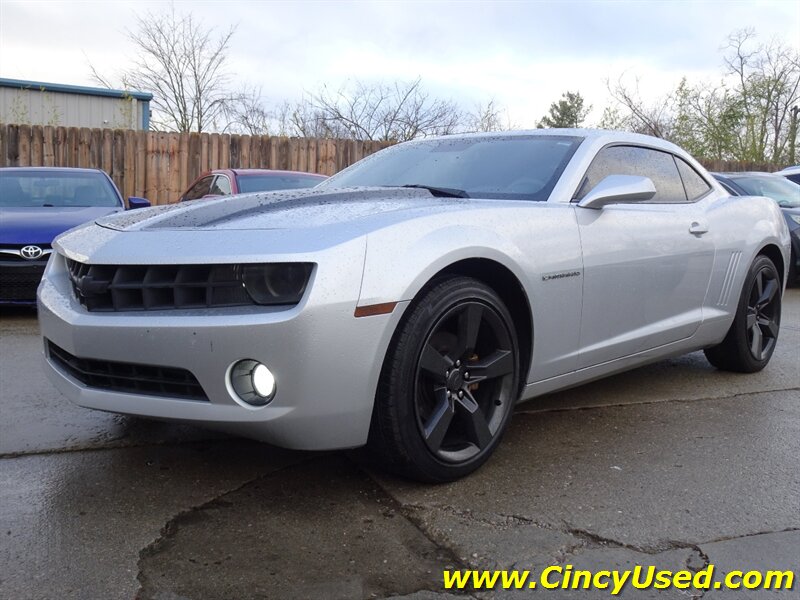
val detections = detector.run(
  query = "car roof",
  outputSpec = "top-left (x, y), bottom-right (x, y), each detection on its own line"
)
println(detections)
top-left (401, 128), bottom-right (689, 157)
top-left (713, 171), bottom-right (777, 178)
top-left (214, 169), bottom-right (326, 178)
top-left (0, 166), bottom-right (107, 174)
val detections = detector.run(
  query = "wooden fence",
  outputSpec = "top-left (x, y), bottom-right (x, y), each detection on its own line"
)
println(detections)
top-left (0, 124), bottom-right (390, 205)
top-left (699, 159), bottom-right (785, 173)
top-left (0, 124), bottom-right (789, 205)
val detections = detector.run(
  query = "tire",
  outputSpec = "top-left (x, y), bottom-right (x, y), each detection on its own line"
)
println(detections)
top-left (704, 255), bottom-right (782, 373)
top-left (367, 276), bottom-right (521, 482)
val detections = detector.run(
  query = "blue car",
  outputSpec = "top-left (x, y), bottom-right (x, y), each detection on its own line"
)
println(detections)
top-left (712, 172), bottom-right (800, 284)
top-left (0, 167), bottom-right (150, 305)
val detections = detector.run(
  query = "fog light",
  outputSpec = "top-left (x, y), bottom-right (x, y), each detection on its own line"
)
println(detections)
top-left (252, 364), bottom-right (276, 398)
top-left (230, 360), bottom-right (276, 406)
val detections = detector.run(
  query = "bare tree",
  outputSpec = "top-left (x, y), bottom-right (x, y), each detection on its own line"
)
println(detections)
top-left (606, 75), bottom-right (676, 138)
top-left (464, 99), bottom-right (516, 132)
top-left (602, 30), bottom-right (799, 163)
top-left (305, 78), bottom-right (464, 141)
top-left (91, 9), bottom-right (235, 132)
top-left (222, 79), bottom-right (470, 141)
top-left (222, 93), bottom-right (331, 138)
top-left (224, 86), bottom-right (277, 135)
top-left (723, 29), bottom-right (800, 163)
top-left (286, 97), bottom-right (348, 139)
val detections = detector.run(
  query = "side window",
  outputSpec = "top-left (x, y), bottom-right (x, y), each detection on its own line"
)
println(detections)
top-left (215, 175), bottom-right (232, 195)
top-left (717, 180), bottom-right (738, 196)
top-left (208, 175), bottom-right (231, 196)
top-left (183, 176), bottom-right (214, 201)
top-left (575, 145), bottom-right (687, 203)
top-left (783, 173), bottom-right (800, 185)
top-left (675, 158), bottom-right (712, 201)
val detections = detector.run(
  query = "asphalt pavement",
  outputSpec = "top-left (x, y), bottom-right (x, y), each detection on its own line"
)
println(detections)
top-left (1, 290), bottom-right (798, 600)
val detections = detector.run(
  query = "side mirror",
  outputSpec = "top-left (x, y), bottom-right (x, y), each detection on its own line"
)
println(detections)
top-left (578, 175), bottom-right (656, 210)
top-left (127, 196), bottom-right (151, 210)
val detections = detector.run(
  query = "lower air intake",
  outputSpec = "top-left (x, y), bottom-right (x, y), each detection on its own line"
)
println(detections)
top-left (47, 340), bottom-right (208, 401)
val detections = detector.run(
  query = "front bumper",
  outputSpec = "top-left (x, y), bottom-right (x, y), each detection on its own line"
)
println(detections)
top-left (38, 241), bottom-right (406, 450)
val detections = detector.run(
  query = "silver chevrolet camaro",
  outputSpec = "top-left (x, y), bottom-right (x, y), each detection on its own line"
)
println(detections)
top-left (38, 130), bottom-right (790, 481)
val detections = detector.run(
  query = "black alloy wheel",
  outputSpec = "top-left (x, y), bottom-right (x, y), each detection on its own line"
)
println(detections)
top-left (745, 265), bottom-right (780, 361)
top-left (415, 301), bottom-right (516, 463)
top-left (705, 255), bottom-right (782, 373)
top-left (368, 276), bottom-right (520, 482)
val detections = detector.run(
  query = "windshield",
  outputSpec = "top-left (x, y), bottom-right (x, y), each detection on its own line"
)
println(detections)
top-left (731, 175), bottom-right (800, 208)
top-left (0, 171), bottom-right (121, 208)
top-left (317, 135), bottom-right (583, 201)
top-left (237, 174), bottom-right (324, 193)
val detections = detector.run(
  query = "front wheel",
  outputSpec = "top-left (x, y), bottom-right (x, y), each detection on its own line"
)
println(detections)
top-left (368, 277), bottom-right (520, 482)
top-left (704, 255), bottom-right (782, 373)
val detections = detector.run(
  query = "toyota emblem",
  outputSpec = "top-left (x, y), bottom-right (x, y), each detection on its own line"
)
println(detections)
top-left (20, 245), bottom-right (44, 260)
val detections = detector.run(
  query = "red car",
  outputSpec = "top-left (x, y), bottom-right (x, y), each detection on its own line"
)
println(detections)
top-left (180, 169), bottom-right (327, 202)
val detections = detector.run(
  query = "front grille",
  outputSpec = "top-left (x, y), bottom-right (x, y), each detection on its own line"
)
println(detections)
top-left (0, 265), bottom-right (45, 300)
top-left (47, 340), bottom-right (208, 401)
top-left (66, 258), bottom-right (252, 311)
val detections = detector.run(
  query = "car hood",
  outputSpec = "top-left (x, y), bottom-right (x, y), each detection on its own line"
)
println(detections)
top-left (95, 187), bottom-right (478, 232)
top-left (0, 206), bottom-right (123, 245)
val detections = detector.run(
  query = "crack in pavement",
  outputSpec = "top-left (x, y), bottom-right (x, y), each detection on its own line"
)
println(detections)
top-left (691, 527), bottom-right (800, 546)
top-left (401, 503), bottom-right (556, 532)
top-left (516, 386), bottom-right (800, 415)
top-left (562, 525), bottom-right (711, 556)
top-left (372, 498), bottom-right (798, 577)
top-left (136, 453), bottom-right (468, 599)
top-left (374, 498), bottom-right (707, 558)
top-left (3, 383), bottom-right (796, 598)
top-left (133, 457), bottom-right (312, 599)
top-left (392, 503), bottom-right (472, 570)
top-left (0, 436), bottom-right (233, 460)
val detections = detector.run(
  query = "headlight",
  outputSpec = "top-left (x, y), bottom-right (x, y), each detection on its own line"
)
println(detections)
top-left (242, 263), bottom-right (313, 305)
top-left (790, 214), bottom-right (800, 226)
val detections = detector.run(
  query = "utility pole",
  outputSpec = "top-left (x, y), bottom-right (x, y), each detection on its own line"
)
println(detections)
top-left (789, 105), bottom-right (799, 165)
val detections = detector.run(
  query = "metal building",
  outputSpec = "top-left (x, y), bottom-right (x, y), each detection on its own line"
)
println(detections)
top-left (0, 78), bottom-right (152, 130)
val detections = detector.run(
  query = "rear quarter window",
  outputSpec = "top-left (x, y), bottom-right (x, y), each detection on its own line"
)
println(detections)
top-left (675, 158), bottom-right (711, 200)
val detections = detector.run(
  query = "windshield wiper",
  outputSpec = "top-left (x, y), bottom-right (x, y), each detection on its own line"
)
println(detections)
top-left (400, 184), bottom-right (470, 198)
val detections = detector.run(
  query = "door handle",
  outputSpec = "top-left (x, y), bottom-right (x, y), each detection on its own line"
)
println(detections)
top-left (689, 221), bottom-right (709, 235)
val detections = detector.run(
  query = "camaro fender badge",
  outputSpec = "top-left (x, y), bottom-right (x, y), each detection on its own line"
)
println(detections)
top-left (541, 270), bottom-right (582, 282)
top-left (20, 245), bottom-right (44, 260)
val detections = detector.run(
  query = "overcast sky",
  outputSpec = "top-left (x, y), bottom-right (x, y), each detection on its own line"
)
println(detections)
top-left (1, 0), bottom-right (798, 127)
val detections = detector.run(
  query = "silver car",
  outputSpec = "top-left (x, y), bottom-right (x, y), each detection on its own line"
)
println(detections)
top-left (38, 130), bottom-right (791, 482)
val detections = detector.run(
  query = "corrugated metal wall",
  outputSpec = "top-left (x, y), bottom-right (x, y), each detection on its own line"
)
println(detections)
top-left (0, 88), bottom-right (146, 129)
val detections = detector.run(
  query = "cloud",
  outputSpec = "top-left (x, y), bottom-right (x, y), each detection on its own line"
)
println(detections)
top-left (2, 0), bottom-right (797, 129)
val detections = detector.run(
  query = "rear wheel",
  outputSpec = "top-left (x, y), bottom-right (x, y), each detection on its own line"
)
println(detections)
top-left (368, 277), bottom-right (520, 482)
top-left (704, 255), bottom-right (781, 373)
